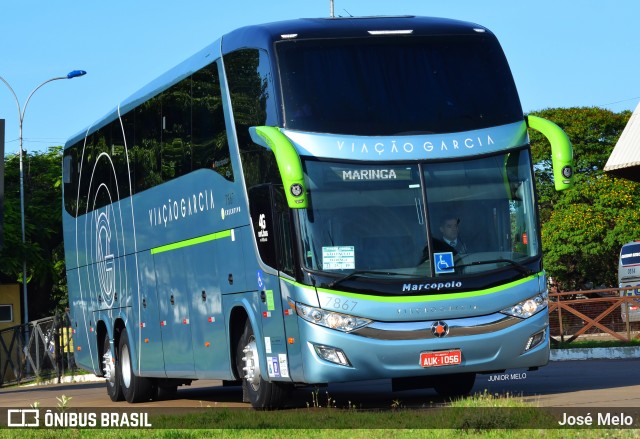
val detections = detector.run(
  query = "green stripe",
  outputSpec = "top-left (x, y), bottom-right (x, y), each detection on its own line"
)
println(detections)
top-left (150, 230), bottom-right (232, 255)
top-left (281, 273), bottom-right (542, 303)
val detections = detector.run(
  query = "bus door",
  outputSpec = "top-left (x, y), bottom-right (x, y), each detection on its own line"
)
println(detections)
top-left (155, 247), bottom-right (196, 377)
top-left (248, 184), bottom-right (294, 381)
top-left (136, 252), bottom-right (165, 375)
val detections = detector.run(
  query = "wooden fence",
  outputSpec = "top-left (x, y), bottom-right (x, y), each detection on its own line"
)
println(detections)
top-left (549, 286), bottom-right (640, 344)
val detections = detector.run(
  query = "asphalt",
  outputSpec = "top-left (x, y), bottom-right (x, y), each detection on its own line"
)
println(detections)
top-left (18, 347), bottom-right (635, 388)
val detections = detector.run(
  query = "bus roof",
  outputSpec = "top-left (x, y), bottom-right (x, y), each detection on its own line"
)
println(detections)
top-left (65, 16), bottom-right (493, 148)
top-left (221, 16), bottom-right (490, 53)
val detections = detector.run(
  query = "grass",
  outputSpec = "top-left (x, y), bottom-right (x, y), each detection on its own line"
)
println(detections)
top-left (1, 390), bottom-right (638, 438)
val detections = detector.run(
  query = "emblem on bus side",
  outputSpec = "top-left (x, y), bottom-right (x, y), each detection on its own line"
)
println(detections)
top-left (95, 209), bottom-right (116, 308)
top-left (431, 321), bottom-right (449, 338)
top-left (290, 183), bottom-right (303, 197)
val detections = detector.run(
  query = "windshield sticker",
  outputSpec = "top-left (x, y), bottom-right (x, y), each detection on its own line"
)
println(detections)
top-left (434, 252), bottom-right (455, 274)
top-left (322, 246), bottom-right (355, 270)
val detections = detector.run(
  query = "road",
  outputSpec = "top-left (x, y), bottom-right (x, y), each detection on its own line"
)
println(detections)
top-left (1, 359), bottom-right (639, 409)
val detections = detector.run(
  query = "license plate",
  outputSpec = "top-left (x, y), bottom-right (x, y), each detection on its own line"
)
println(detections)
top-left (420, 350), bottom-right (462, 367)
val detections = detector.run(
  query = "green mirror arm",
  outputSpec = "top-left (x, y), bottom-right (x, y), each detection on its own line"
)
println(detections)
top-left (249, 126), bottom-right (308, 208)
top-left (526, 115), bottom-right (574, 191)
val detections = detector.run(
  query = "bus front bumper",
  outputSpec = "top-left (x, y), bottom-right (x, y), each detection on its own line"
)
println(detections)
top-left (295, 310), bottom-right (549, 384)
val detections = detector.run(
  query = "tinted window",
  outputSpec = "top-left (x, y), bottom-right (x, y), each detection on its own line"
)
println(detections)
top-left (64, 61), bottom-right (232, 217)
top-left (224, 49), bottom-right (280, 189)
top-left (277, 35), bottom-right (522, 135)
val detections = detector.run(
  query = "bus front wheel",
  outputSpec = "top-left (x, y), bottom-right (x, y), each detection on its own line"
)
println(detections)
top-left (237, 320), bottom-right (291, 409)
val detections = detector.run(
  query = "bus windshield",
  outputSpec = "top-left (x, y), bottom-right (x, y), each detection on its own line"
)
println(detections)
top-left (297, 149), bottom-right (539, 284)
top-left (277, 35), bottom-right (522, 135)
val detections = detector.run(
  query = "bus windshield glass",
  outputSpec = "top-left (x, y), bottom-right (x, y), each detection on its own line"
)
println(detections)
top-left (277, 35), bottom-right (522, 135)
top-left (298, 149), bottom-right (539, 283)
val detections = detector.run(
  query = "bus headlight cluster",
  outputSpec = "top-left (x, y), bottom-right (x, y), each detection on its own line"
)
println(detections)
top-left (501, 292), bottom-right (548, 319)
top-left (295, 302), bottom-right (371, 332)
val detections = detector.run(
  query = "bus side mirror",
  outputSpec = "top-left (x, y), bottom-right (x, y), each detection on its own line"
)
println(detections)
top-left (526, 115), bottom-right (574, 191)
top-left (249, 126), bottom-right (308, 208)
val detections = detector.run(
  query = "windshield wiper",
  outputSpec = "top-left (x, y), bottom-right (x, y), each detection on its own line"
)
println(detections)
top-left (456, 259), bottom-right (534, 276)
top-left (327, 270), bottom-right (419, 289)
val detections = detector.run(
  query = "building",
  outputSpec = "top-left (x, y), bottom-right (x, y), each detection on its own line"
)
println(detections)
top-left (0, 284), bottom-right (21, 330)
top-left (604, 102), bottom-right (640, 182)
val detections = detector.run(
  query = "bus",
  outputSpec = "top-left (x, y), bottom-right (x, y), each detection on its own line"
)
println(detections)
top-left (62, 16), bottom-right (573, 408)
top-left (619, 241), bottom-right (640, 323)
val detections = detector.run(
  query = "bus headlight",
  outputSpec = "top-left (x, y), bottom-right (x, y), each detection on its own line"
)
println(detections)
top-left (295, 302), bottom-right (371, 332)
top-left (501, 292), bottom-right (548, 319)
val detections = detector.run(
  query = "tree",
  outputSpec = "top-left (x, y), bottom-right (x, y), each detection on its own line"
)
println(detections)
top-left (1, 147), bottom-right (67, 320)
top-left (529, 107), bottom-right (640, 289)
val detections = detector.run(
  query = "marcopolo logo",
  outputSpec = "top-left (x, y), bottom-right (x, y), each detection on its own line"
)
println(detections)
top-left (402, 281), bottom-right (462, 292)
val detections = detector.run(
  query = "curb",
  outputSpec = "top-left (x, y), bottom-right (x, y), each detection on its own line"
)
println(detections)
top-left (551, 347), bottom-right (640, 361)
top-left (22, 374), bottom-right (104, 387)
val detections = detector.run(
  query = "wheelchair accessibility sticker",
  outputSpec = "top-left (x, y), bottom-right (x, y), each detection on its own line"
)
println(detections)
top-left (435, 252), bottom-right (455, 274)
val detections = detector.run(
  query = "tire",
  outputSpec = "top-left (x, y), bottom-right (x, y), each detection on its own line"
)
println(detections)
top-left (103, 336), bottom-right (124, 402)
top-left (155, 385), bottom-right (178, 401)
top-left (433, 372), bottom-right (476, 399)
top-left (118, 329), bottom-right (154, 403)
top-left (236, 320), bottom-right (291, 409)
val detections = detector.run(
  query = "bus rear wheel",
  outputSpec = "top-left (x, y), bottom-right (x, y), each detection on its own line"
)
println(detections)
top-left (103, 336), bottom-right (124, 402)
top-left (433, 372), bottom-right (476, 399)
top-left (237, 320), bottom-right (291, 409)
top-left (118, 329), bottom-right (154, 403)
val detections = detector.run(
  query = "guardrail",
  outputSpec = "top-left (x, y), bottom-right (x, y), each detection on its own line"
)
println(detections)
top-left (0, 313), bottom-right (76, 387)
top-left (549, 286), bottom-right (640, 344)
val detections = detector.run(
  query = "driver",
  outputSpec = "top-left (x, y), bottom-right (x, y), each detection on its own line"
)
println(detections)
top-left (437, 215), bottom-right (468, 255)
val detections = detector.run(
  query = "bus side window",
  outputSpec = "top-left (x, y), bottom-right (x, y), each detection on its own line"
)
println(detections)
top-left (193, 62), bottom-right (233, 181)
top-left (248, 184), bottom-right (295, 277)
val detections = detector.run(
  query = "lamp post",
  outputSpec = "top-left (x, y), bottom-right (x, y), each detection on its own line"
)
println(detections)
top-left (0, 70), bottom-right (86, 325)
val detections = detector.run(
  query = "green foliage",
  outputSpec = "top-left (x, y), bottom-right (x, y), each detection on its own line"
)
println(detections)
top-left (1, 146), bottom-right (67, 319)
top-left (530, 107), bottom-right (640, 289)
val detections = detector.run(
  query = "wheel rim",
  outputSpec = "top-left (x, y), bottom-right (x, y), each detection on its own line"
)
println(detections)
top-left (242, 335), bottom-right (261, 390)
top-left (121, 343), bottom-right (132, 388)
top-left (103, 342), bottom-right (117, 387)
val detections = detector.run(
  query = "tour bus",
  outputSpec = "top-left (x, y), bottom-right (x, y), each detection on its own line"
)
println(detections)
top-left (619, 241), bottom-right (640, 323)
top-left (62, 16), bottom-right (573, 408)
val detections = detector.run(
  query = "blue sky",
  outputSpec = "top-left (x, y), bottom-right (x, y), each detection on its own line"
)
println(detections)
top-left (1, 0), bottom-right (639, 156)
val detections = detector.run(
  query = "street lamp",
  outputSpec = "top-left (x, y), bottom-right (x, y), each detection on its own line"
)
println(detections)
top-left (0, 70), bottom-right (86, 325)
